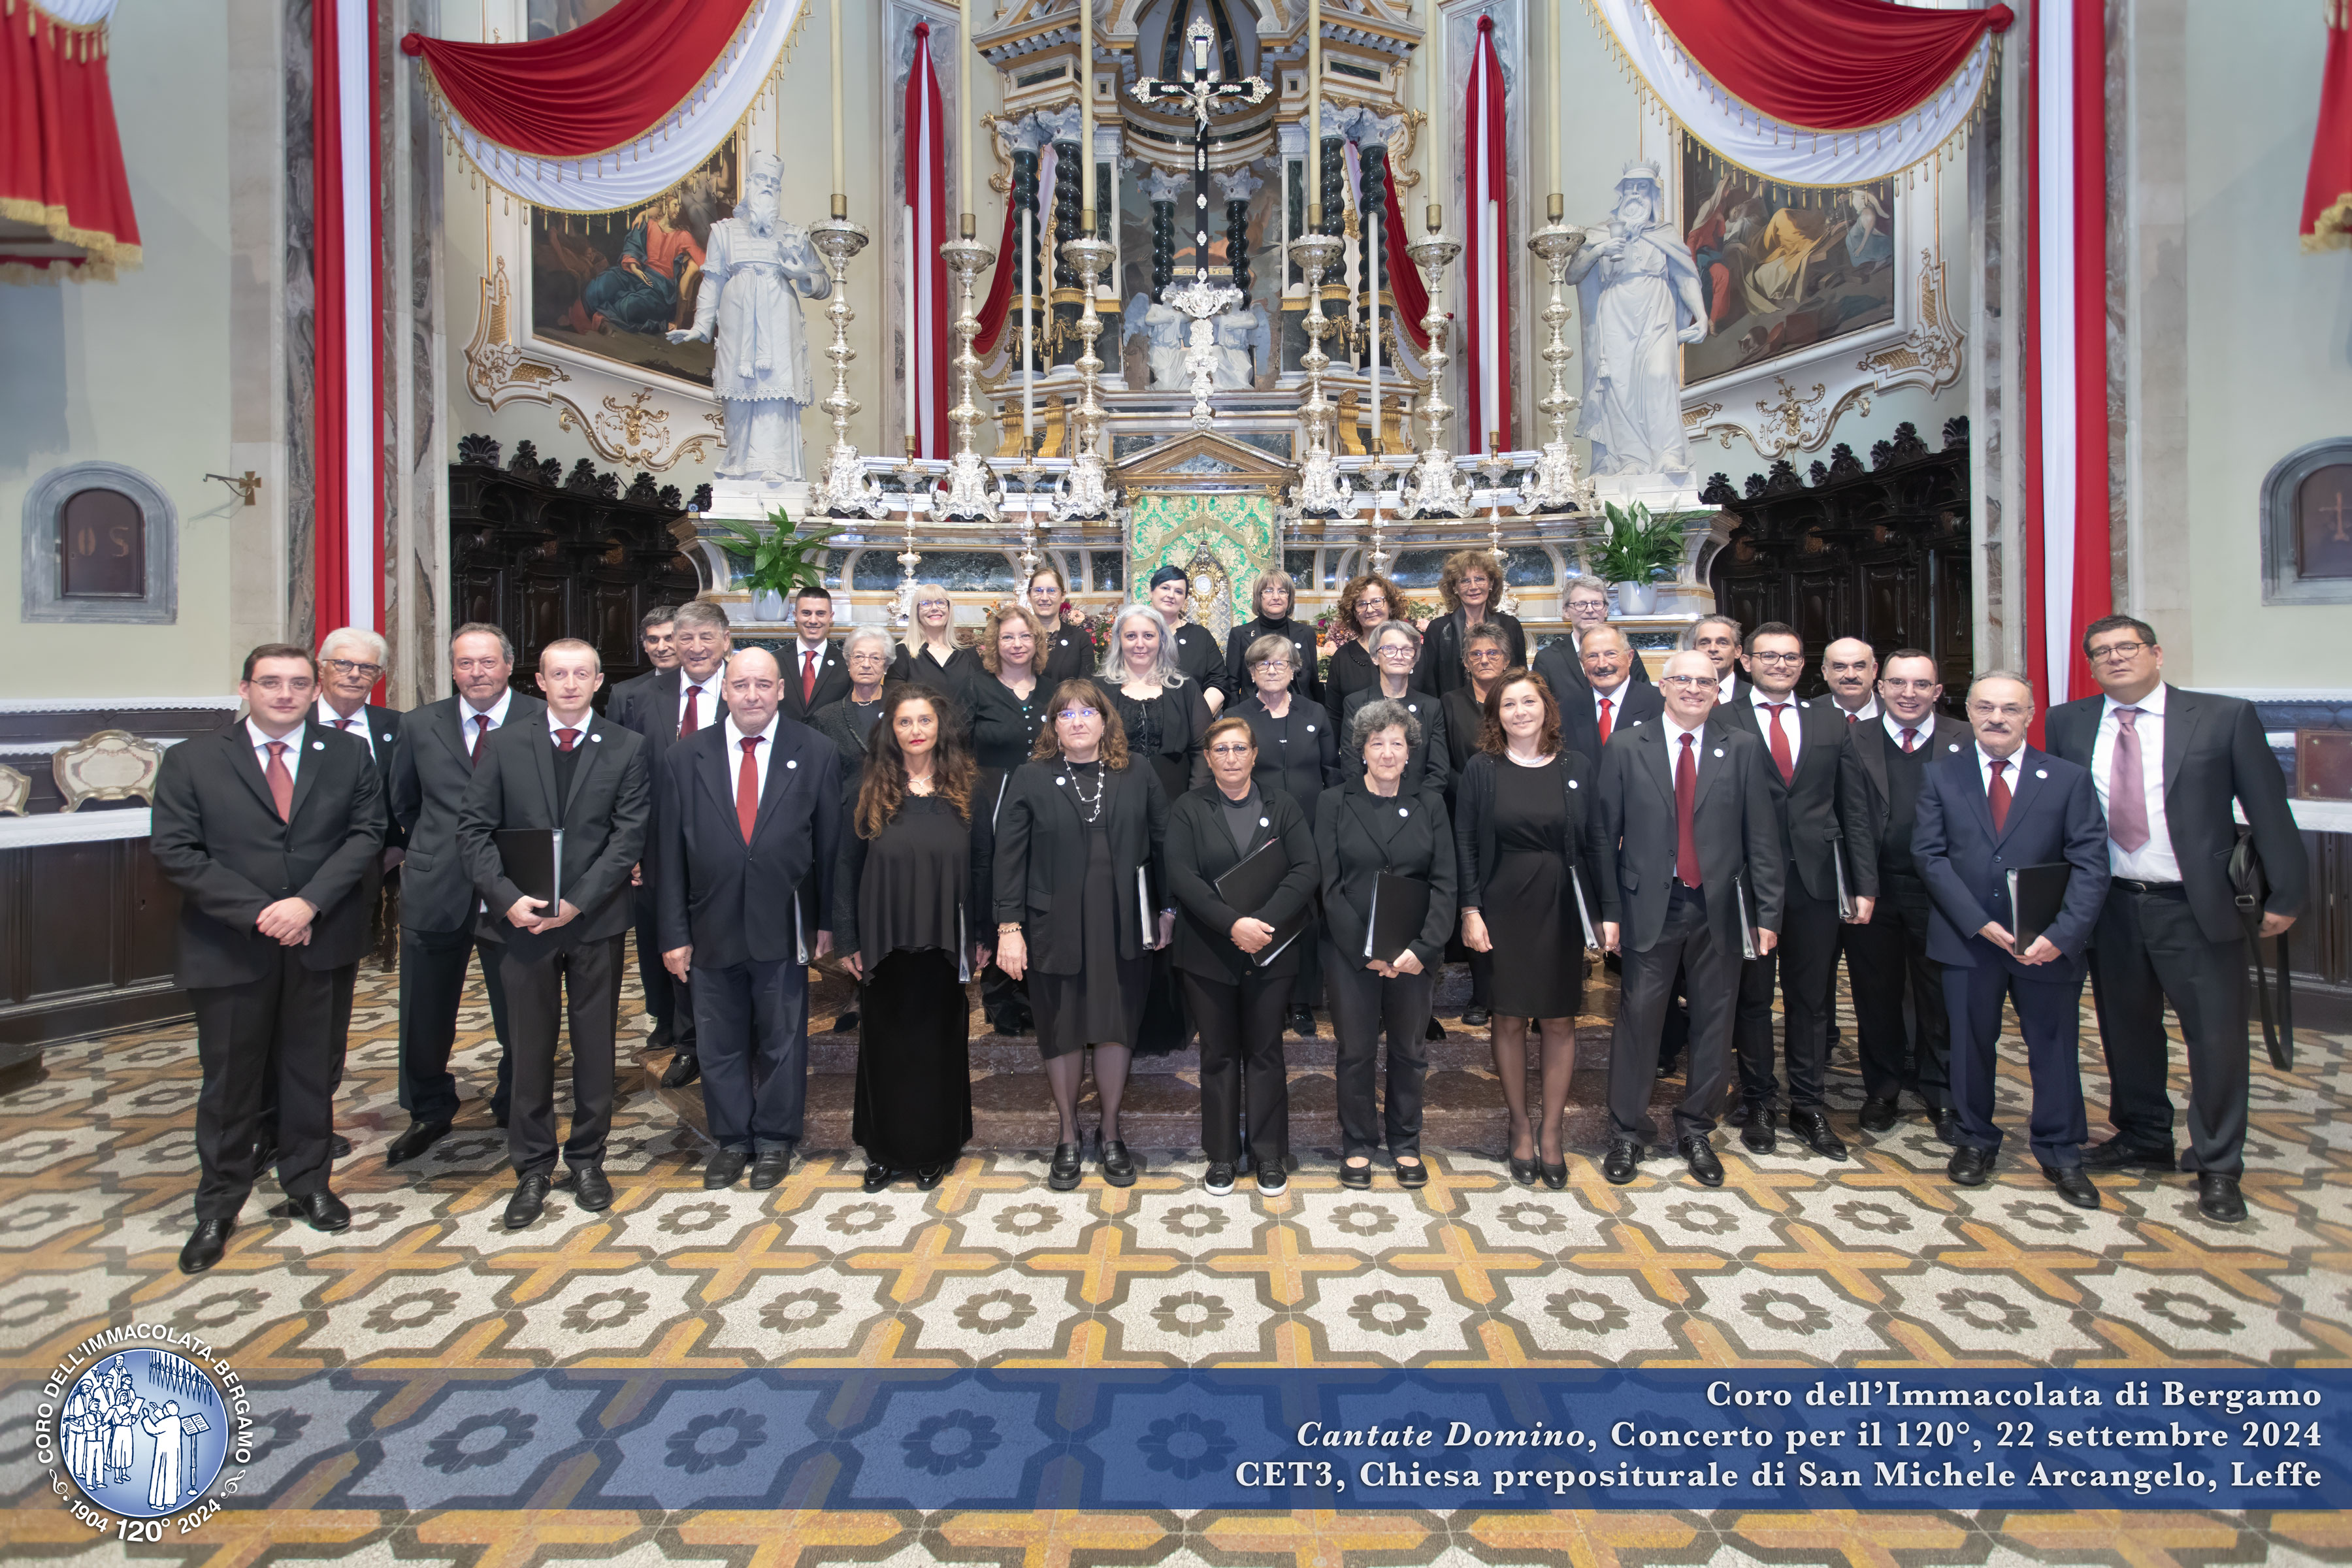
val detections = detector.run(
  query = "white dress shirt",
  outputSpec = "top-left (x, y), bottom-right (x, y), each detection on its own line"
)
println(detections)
top-left (1976, 743), bottom-right (2026, 797)
top-left (1715, 671), bottom-right (1738, 706)
top-left (461, 687), bottom-right (514, 752)
top-left (546, 709), bottom-right (593, 746)
top-left (1663, 714), bottom-right (1707, 776)
top-left (1748, 687), bottom-right (1804, 769)
top-left (2091, 684), bottom-right (2181, 881)
top-left (678, 668), bottom-right (725, 730)
top-left (792, 639), bottom-right (830, 685)
top-left (723, 712), bottom-right (782, 799)
top-left (314, 698), bottom-right (376, 758)
top-left (1883, 713), bottom-right (1936, 754)
top-left (1592, 679), bottom-right (1633, 730)
top-left (1838, 697), bottom-right (1881, 725)
top-left (246, 717), bottom-right (306, 784)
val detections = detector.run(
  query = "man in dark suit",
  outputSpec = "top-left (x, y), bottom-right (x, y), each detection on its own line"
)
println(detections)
top-left (458, 637), bottom-right (652, 1229)
top-left (779, 585), bottom-right (851, 721)
top-left (1914, 671), bottom-right (2112, 1207)
top-left (1592, 649), bottom-right (1785, 1187)
top-left (1842, 649), bottom-right (1972, 1140)
top-left (385, 623), bottom-right (544, 1165)
top-left (1149, 564), bottom-right (1231, 712)
top-left (658, 645), bottom-right (843, 1190)
top-left (150, 645), bottom-right (386, 1273)
top-left (609, 598), bottom-right (731, 1085)
top-left (1545, 579), bottom-right (1655, 696)
top-left (2046, 615), bottom-right (2307, 1222)
top-left (1547, 624), bottom-right (1665, 771)
top-left (1726, 623), bottom-right (1875, 1160)
top-left (314, 625), bottom-right (404, 1157)
top-left (604, 605), bottom-right (681, 716)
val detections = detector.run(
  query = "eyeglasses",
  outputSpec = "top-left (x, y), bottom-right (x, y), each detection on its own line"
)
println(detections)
top-left (1056, 707), bottom-right (1100, 722)
top-left (2088, 640), bottom-right (2150, 662)
top-left (1660, 675), bottom-right (1717, 691)
top-left (1209, 742), bottom-right (1254, 757)
top-left (1881, 678), bottom-right (1938, 694)
top-left (1465, 648), bottom-right (1507, 662)
top-left (1255, 659), bottom-right (1293, 671)
top-left (322, 658), bottom-right (384, 679)
top-left (247, 676), bottom-right (314, 694)
top-left (1746, 651), bottom-right (1804, 666)
top-left (1375, 643), bottom-right (1416, 659)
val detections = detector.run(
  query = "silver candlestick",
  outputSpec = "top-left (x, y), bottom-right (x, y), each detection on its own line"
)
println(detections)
top-left (1288, 218), bottom-right (1351, 517)
top-left (807, 205), bottom-right (884, 517)
top-left (1053, 225), bottom-right (1118, 521)
top-left (936, 220), bottom-right (1002, 522)
top-left (1399, 206), bottom-right (1467, 517)
top-left (1363, 446), bottom-right (1396, 576)
top-left (1477, 446), bottom-right (1520, 616)
top-left (1520, 201), bottom-right (1592, 515)
top-left (893, 441), bottom-right (924, 628)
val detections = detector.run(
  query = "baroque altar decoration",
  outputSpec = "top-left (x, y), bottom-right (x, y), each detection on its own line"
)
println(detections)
top-left (1, 0), bottom-right (139, 282)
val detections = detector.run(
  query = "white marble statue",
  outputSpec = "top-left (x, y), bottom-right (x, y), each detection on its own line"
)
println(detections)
top-left (1567, 161), bottom-right (1707, 477)
top-left (1123, 292), bottom-right (1190, 390)
top-left (668, 151), bottom-right (829, 484)
top-left (1211, 302), bottom-right (1271, 389)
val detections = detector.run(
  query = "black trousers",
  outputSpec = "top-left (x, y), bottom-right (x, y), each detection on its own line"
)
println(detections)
top-left (1181, 968), bottom-right (1292, 1168)
top-left (1733, 863), bottom-right (1840, 1113)
top-left (693, 955), bottom-right (809, 1152)
top-left (634, 888), bottom-right (693, 1047)
top-left (1323, 940), bottom-right (1433, 1156)
top-left (503, 934), bottom-right (623, 1177)
top-left (190, 952), bottom-right (353, 1220)
top-left (1844, 871), bottom-right (1951, 1109)
top-left (399, 921), bottom-right (515, 1124)
top-left (1609, 883), bottom-right (1735, 1144)
top-left (1946, 943), bottom-right (2089, 1166)
top-left (2089, 885), bottom-right (2249, 1175)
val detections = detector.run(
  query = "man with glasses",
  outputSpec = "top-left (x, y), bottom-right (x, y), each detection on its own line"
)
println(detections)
top-left (1546, 580), bottom-right (1654, 694)
top-left (1842, 649), bottom-right (1970, 1140)
top-left (314, 627), bottom-right (404, 1157)
top-left (2045, 615), bottom-right (2306, 1222)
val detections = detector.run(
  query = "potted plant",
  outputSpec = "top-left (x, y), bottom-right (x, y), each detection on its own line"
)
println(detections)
top-left (1590, 500), bottom-right (1685, 615)
top-left (710, 506), bottom-right (841, 622)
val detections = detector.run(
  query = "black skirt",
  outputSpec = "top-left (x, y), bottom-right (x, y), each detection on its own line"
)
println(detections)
top-left (1030, 824), bottom-right (1151, 1058)
top-left (852, 949), bottom-right (973, 1167)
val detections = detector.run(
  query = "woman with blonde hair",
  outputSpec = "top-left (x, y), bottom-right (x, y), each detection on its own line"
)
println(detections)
top-left (889, 582), bottom-right (972, 689)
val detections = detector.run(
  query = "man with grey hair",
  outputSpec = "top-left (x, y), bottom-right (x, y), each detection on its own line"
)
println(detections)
top-left (313, 626), bottom-right (405, 1158)
top-left (1542, 580), bottom-right (1654, 698)
top-left (1680, 614), bottom-right (1744, 708)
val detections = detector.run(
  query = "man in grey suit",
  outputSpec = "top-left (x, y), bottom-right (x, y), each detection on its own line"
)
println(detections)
top-left (2046, 615), bottom-right (2308, 1222)
top-left (1593, 649), bottom-right (1786, 1187)
top-left (385, 623), bottom-right (544, 1164)
top-left (150, 645), bottom-right (386, 1273)
top-left (458, 638), bottom-right (651, 1230)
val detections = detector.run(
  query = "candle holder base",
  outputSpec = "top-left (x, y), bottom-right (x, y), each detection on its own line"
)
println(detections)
top-left (1052, 452), bottom-right (1117, 521)
top-left (811, 444), bottom-right (887, 518)
top-left (1517, 439), bottom-right (1594, 517)
top-left (935, 451), bottom-right (1002, 523)
top-left (1397, 453), bottom-right (1469, 519)
top-left (1293, 449), bottom-right (1353, 518)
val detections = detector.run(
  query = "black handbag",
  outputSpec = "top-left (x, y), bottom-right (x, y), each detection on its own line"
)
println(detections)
top-left (2229, 829), bottom-right (2295, 1070)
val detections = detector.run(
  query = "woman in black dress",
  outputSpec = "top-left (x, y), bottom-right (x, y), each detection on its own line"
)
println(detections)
top-left (1103, 602), bottom-right (1213, 1054)
top-left (889, 582), bottom-right (972, 689)
top-left (1416, 547), bottom-right (1527, 697)
top-left (1222, 569), bottom-right (1322, 706)
top-left (1230, 632), bottom-right (1338, 1036)
top-left (1439, 624), bottom-right (1512, 1028)
top-left (836, 684), bottom-right (991, 1191)
top-left (963, 602), bottom-right (1049, 1036)
top-left (1164, 716), bottom-right (1320, 1197)
top-left (809, 626), bottom-right (896, 767)
top-left (1340, 621), bottom-right (1450, 797)
top-left (994, 679), bottom-right (1172, 1188)
top-left (1454, 670), bottom-right (1606, 1190)
top-left (1320, 699), bottom-right (1458, 1189)
top-left (1322, 572), bottom-right (1405, 733)
top-left (1025, 563), bottom-right (1096, 684)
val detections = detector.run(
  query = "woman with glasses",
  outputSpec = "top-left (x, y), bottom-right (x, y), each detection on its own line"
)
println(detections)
top-left (1232, 633), bottom-right (1339, 1037)
top-left (1323, 572), bottom-right (1407, 734)
top-left (1223, 568), bottom-right (1322, 705)
top-left (1455, 670), bottom-right (1607, 1188)
top-left (1341, 621), bottom-right (1450, 797)
top-left (964, 602), bottom-right (1052, 1037)
top-left (1026, 563), bottom-right (1096, 684)
top-left (809, 627), bottom-right (898, 766)
top-left (992, 680), bottom-right (1172, 1188)
top-left (1164, 715), bottom-right (1320, 1196)
top-left (1320, 699), bottom-right (1458, 1188)
top-left (890, 583), bottom-right (973, 690)
top-left (1441, 623), bottom-right (1512, 1028)
top-left (836, 685), bottom-right (990, 1192)
top-left (1416, 549), bottom-right (1527, 698)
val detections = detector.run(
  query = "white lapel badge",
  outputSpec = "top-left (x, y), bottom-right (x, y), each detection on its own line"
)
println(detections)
top-left (591, 732), bottom-right (603, 743)
top-left (1305, 724), bottom-right (1315, 733)
top-left (312, 740), bottom-right (325, 751)
top-left (1259, 817), bottom-right (1270, 828)
top-left (2035, 768), bottom-right (2048, 779)
top-left (1949, 742), bottom-right (1963, 753)
top-left (381, 731), bottom-right (394, 742)
top-left (1714, 747), bottom-right (1725, 758)
top-left (786, 758), bottom-right (798, 770)
top-left (1568, 779), bottom-right (1578, 789)
top-left (1056, 776), bottom-right (1066, 786)
top-left (1397, 806), bottom-right (1410, 817)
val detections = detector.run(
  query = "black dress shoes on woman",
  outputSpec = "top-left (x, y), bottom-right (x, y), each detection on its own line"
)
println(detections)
top-left (178, 1218), bottom-right (234, 1275)
top-left (1540, 1160), bottom-right (1569, 1191)
top-left (1100, 1138), bottom-right (1137, 1187)
top-left (1047, 1141), bottom-right (1083, 1190)
top-left (504, 1173), bottom-right (551, 1230)
top-left (1507, 1154), bottom-right (1538, 1186)
top-left (1395, 1156), bottom-right (1428, 1189)
top-left (915, 1164), bottom-right (951, 1191)
top-left (1340, 1159), bottom-right (1372, 1190)
top-left (862, 1164), bottom-right (898, 1193)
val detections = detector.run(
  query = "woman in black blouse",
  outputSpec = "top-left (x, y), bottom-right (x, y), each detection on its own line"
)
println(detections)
top-left (1340, 621), bottom-right (1450, 798)
top-left (1164, 715), bottom-right (1320, 1197)
top-left (836, 685), bottom-right (991, 1191)
top-left (1102, 602), bottom-right (1213, 802)
top-left (993, 680), bottom-right (1172, 1188)
top-left (1319, 699), bottom-right (1458, 1188)
top-left (1416, 547), bottom-right (1527, 697)
top-left (1439, 623), bottom-right (1512, 1028)
top-left (963, 602), bottom-right (1050, 1037)
top-left (1453, 671), bottom-right (1607, 1190)
top-left (1026, 563), bottom-right (1096, 684)
top-left (1322, 571), bottom-right (1406, 734)
top-left (889, 582), bottom-right (972, 689)
top-left (808, 626), bottom-right (896, 767)
top-left (1230, 632), bottom-right (1338, 1037)
top-left (1222, 568), bottom-right (1322, 705)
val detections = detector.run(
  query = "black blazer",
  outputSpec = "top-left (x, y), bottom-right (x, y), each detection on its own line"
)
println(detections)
top-left (887, 640), bottom-right (975, 695)
top-left (992, 757), bottom-right (1169, 972)
top-left (1038, 622), bottom-right (1096, 687)
top-left (654, 714), bottom-right (843, 967)
top-left (1111, 681), bottom-right (1215, 796)
top-left (1317, 778), bottom-right (1458, 972)
top-left (1722, 695), bottom-right (1876, 906)
top-left (1170, 621), bottom-right (1231, 699)
top-left (389, 691), bottom-right (549, 932)
top-left (1846, 712), bottom-right (1972, 881)
top-left (1451, 748), bottom-right (1608, 937)
top-left (1416, 610), bottom-right (1527, 698)
top-left (2044, 684), bottom-right (2308, 943)
top-left (965, 672), bottom-right (1051, 773)
top-left (1592, 713), bottom-right (1786, 956)
top-left (1532, 631), bottom-right (1654, 702)
top-left (150, 719), bottom-right (387, 988)
top-left (808, 694), bottom-right (887, 768)
top-left (318, 702), bottom-right (406, 851)
top-left (1224, 615), bottom-right (1323, 706)
top-left (1558, 678), bottom-right (1665, 772)
top-left (1231, 692), bottom-right (1337, 822)
top-left (1339, 685), bottom-right (1450, 797)
top-left (1439, 687), bottom-right (1485, 804)
top-left (457, 713), bottom-right (651, 962)
top-left (781, 638), bottom-right (853, 721)
top-left (1323, 638), bottom-right (1380, 732)
top-left (1163, 784), bottom-right (1321, 983)
top-left (1914, 745), bottom-right (2110, 979)
top-left (608, 666), bottom-right (726, 770)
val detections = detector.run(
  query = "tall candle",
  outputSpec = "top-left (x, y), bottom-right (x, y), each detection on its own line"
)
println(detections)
top-left (1426, 8), bottom-right (1442, 229)
top-left (959, 0), bottom-right (975, 218)
top-left (1307, 0), bottom-right (1320, 165)
top-left (830, 0), bottom-right (845, 197)
top-left (1368, 166), bottom-right (1381, 449)
top-left (1549, 0), bottom-right (1562, 201)
top-left (1079, 0), bottom-right (1092, 216)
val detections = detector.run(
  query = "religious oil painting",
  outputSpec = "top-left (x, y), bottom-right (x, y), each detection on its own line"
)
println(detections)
top-left (1679, 140), bottom-right (1899, 389)
top-left (525, 135), bottom-right (740, 391)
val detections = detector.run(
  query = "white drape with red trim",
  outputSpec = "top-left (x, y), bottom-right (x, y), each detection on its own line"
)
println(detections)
top-left (904, 20), bottom-right (951, 459)
top-left (1462, 15), bottom-right (1509, 450)
top-left (313, 0), bottom-right (382, 640)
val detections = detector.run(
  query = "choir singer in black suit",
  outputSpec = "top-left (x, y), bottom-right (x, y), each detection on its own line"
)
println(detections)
top-left (1232, 631), bottom-right (1339, 1037)
top-left (809, 626), bottom-right (897, 767)
top-left (1147, 564), bottom-right (1230, 713)
top-left (1593, 650), bottom-right (1784, 1188)
top-left (1545, 624), bottom-right (1663, 772)
top-left (457, 638), bottom-right (651, 1229)
top-left (314, 625), bottom-right (404, 1158)
top-left (1321, 699), bottom-right (1458, 1190)
top-left (150, 644), bottom-right (386, 1273)
top-left (657, 646), bottom-right (842, 1190)
top-left (1340, 621), bottom-right (1450, 796)
top-left (2046, 616), bottom-right (2308, 1222)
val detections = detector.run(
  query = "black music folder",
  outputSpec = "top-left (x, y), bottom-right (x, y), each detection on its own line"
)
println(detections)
top-left (1364, 871), bottom-right (1432, 962)
top-left (2006, 862), bottom-right (2075, 952)
top-left (1215, 838), bottom-right (1305, 966)
top-left (1831, 838), bottom-right (1857, 920)
top-left (495, 828), bottom-right (563, 909)
top-left (1733, 872), bottom-right (1759, 960)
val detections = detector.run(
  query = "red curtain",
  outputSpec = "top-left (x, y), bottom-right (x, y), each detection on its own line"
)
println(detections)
top-left (400, 0), bottom-right (756, 156)
top-left (1648, 0), bottom-right (2012, 132)
top-left (971, 194), bottom-right (1022, 357)
top-left (0, 8), bottom-right (140, 279)
top-left (1380, 186), bottom-right (1430, 353)
top-left (2304, 5), bottom-right (2352, 249)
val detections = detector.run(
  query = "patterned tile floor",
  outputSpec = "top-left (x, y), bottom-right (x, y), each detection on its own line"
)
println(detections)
top-left (3, 955), bottom-right (2349, 1561)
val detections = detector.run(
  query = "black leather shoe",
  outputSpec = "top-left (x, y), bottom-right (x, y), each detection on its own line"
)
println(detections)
top-left (1678, 1135), bottom-right (1724, 1187)
top-left (833, 1011), bottom-right (860, 1032)
top-left (1424, 1015), bottom-right (1446, 1041)
top-left (2082, 1137), bottom-right (2175, 1173)
top-left (329, 1134), bottom-right (353, 1158)
top-left (385, 1119), bottom-right (451, 1166)
top-left (286, 1189), bottom-right (351, 1233)
top-left (1933, 1109), bottom-right (1964, 1147)
top-left (2041, 1163), bottom-right (2101, 1209)
top-left (1395, 1156), bottom-right (1428, 1189)
top-left (1203, 1162), bottom-right (1237, 1196)
top-left (1048, 1142), bottom-right (1083, 1190)
top-left (1340, 1159), bottom-right (1372, 1190)
top-left (915, 1163), bottom-right (951, 1191)
top-left (504, 1173), bottom-right (551, 1230)
top-left (661, 1051), bottom-right (701, 1089)
top-left (862, 1164), bottom-right (897, 1192)
top-left (1655, 1054), bottom-right (1683, 1080)
top-left (1100, 1137), bottom-right (1137, 1186)
top-left (1727, 1100), bottom-right (1756, 1127)
top-left (703, 1149), bottom-right (747, 1189)
top-left (1601, 1139), bottom-right (1642, 1185)
top-left (1462, 1005), bottom-right (1490, 1028)
top-left (1508, 1151), bottom-right (1539, 1185)
top-left (749, 1149), bottom-right (793, 1189)
top-left (1740, 1116), bottom-right (1777, 1155)
top-left (1948, 1145), bottom-right (1994, 1186)
top-left (1790, 1109), bottom-right (1849, 1162)
top-left (2197, 1172), bottom-right (2246, 1223)
top-left (1289, 1005), bottom-right (1316, 1037)
top-left (1859, 1097), bottom-right (1899, 1133)
top-left (571, 1164), bottom-right (613, 1212)
top-left (178, 1218), bottom-right (233, 1275)
top-left (1540, 1160), bottom-right (1568, 1191)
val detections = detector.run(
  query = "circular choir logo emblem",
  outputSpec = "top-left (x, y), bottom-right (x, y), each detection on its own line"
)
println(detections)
top-left (39, 1329), bottom-right (244, 1527)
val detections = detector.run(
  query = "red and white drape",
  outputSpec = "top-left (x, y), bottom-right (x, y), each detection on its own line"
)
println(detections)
top-left (1462, 14), bottom-right (1509, 450)
top-left (1, 0), bottom-right (140, 281)
top-left (2302, 1), bottom-right (2352, 250)
top-left (903, 20), bottom-right (951, 459)
top-left (315, 0), bottom-right (382, 640)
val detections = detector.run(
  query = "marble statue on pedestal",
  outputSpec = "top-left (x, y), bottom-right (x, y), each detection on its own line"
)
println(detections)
top-left (1567, 161), bottom-right (1707, 477)
top-left (667, 151), bottom-right (828, 484)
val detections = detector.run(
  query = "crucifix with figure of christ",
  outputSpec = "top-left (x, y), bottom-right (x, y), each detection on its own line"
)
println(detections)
top-left (1136, 14), bottom-right (1271, 424)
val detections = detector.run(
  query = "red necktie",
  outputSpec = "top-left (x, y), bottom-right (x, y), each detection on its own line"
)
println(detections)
top-left (1901, 727), bottom-right (1919, 753)
top-left (263, 741), bottom-right (293, 822)
top-left (1596, 696), bottom-right (1613, 747)
top-left (679, 685), bottom-right (700, 737)
top-left (803, 649), bottom-right (821, 706)
top-left (1674, 733), bottom-right (1701, 887)
top-left (1846, 711), bottom-right (1857, 726)
top-left (556, 728), bottom-right (580, 752)
top-left (470, 713), bottom-right (494, 766)
top-left (736, 736), bottom-right (761, 843)
top-left (2107, 707), bottom-right (2151, 853)
top-left (1764, 702), bottom-right (1794, 784)
top-left (1988, 758), bottom-right (2012, 834)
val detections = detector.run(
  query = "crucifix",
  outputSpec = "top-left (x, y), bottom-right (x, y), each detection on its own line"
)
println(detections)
top-left (1136, 14), bottom-right (1271, 425)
